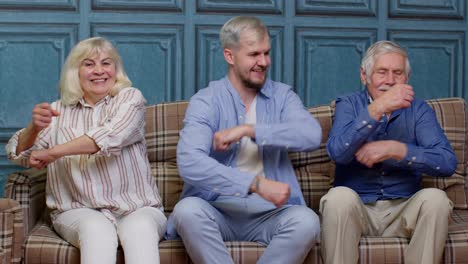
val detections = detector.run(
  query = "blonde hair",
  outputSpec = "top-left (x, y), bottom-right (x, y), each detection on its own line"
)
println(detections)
top-left (361, 40), bottom-right (411, 84)
top-left (59, 37), bottom-right (132, 105)
top-left (220, 16), bottom-right (269, 49)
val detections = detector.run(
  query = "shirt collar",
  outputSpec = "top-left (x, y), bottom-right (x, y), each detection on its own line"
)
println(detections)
top-left (77, 95), bottom-right (111, 108)
top-left (223, 76), bottom-right (272, 100)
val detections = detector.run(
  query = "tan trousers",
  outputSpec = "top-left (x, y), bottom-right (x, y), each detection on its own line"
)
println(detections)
top-left (319, 187), bottom-right (453, 264)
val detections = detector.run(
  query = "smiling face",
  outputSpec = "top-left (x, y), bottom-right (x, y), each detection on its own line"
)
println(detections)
top-left (226, 29), bottom-right (271, 91)
top-left (362, 52), bottom-right (408, 100)
top-left (79, 50), bottom-right (116, 105)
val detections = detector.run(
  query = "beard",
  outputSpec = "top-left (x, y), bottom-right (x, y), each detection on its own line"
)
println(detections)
top-left (241, 70), bottom-right (268, 91)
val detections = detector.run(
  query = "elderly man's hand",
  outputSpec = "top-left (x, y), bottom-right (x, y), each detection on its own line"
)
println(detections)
top-left (32, 103), bottom-right (60, 132)
top-left (369, 84), bottom-right (414, 120)
top-left (355, 140), bottom-right (407, 168)
top-left (213, 124), bottom-right (255, 151)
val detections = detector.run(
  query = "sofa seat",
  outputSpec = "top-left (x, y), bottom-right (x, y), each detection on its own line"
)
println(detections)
top-left (19, 210), bottom-right (468, 263)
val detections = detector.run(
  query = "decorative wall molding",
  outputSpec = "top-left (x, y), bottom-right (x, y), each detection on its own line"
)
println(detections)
top-left (389, 0), bottom-right (465, 19)
top-left (296, 27), bottom-right (376, 106)
top-left (0, 24), bottom-right (77, 127)
top-left (0, 0), bottom-right (77, 11)
top-left (92, 0), bottom-right (183, 12)
top-left (389, 30), bottom-right (464, 99)
top-left (195, 26), bottom-right (225, 92)
top-left (296, 0), bottom-right (376, 16)
top-left (196, 0), bottom-right (284, 14)
top-left (92, 24), bottom-right (184, 104)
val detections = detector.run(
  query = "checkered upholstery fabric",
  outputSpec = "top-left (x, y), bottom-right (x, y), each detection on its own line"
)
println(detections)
top-left (422, 98), bottom-right (468, 209)
top-left (0, 199), bottom-right (23, 264)
top-left (4, 97), bottom-right (468, 263)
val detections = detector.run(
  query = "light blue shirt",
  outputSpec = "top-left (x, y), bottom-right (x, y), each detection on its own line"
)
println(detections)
top-left (176, 77), bottom-right (322, 205)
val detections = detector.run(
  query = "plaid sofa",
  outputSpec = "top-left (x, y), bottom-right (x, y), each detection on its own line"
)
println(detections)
top-left (3, 97), bottom-right (468, 263)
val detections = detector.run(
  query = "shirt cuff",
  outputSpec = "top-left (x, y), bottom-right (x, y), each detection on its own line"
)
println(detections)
top-left (210, 170), bottom-right (256, 198)
top-left (402, 144), bottom-right (424, 168)
top-left (355, 109), bottom-right (382, 132)
top-left (253, 124), bottom-right (271, 148)
top-left (6, 129), bottom-right (33, 167)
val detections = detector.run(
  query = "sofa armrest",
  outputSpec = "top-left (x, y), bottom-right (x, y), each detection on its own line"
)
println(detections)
top-left (0, 199), bottom-right (24, 264)
top-left (4, 169), bottom-right (46, 235)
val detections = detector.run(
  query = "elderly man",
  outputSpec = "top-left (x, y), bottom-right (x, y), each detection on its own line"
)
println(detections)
top-left (321, 40), bottom-right (457, 264)
top-left (165, 16), bottom-right (322, 264)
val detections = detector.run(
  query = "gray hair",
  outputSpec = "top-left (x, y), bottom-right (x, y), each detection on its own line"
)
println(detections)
top-left (59, 37), bottom-right (132, 105)
top-left (220, 16), bottom-right (269, 49)
top-left (361, 40), bottom-right (411, 83)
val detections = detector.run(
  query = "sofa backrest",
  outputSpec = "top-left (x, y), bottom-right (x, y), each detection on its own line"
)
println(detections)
top-left (288, 104), bottom-right (335, 210)
top-left (144, 98), bottom-right (468, 214)
top-left (424, 98), bottom-right (467, 209)
top-left (145, 101), bottom-right (187, 216)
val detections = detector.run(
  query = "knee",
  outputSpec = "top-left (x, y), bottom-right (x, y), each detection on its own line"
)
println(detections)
top-left (173, 197), bottom-right (209, 226)
top-left (284, 206), bottom-right (320, 241)
top-left (417, 188), bottom-right (453, 215)
top-left (120, 211), bottom-right (165, 240)
top-left (78, 215), bottom-right (118, 246)
top-left (320, 186), bottom-right (361, 215)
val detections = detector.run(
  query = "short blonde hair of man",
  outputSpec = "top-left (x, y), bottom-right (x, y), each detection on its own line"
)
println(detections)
top-left (59, 37), bottom-right (132, 105)
top-left (220, 16), bottom-right (269, 50)
top-left (361, 40), bottom-right (411, 84)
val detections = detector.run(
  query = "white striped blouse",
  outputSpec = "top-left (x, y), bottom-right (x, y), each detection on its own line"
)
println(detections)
top-left (6, 87), bottom-right (163, 224)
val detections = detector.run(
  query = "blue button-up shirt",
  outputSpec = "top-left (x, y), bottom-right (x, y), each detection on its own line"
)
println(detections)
top-left (176, 77), bottom-right (322, 205)
top-left (326, 91), bottom-right (457, 203)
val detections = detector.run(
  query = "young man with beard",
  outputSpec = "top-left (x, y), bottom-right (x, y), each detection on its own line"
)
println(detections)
top-left (165, 16), bottom-right (322, 263)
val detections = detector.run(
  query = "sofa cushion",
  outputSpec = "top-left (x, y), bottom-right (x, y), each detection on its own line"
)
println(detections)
top-left (150, 162), bottom-right (183, 217)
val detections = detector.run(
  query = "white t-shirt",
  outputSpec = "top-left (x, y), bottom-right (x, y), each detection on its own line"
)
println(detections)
top-left (236, 97), bottom-right (264, 177)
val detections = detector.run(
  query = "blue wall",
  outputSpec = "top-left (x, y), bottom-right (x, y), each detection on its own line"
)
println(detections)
top-left (0, 0), bottom-right (467, 195)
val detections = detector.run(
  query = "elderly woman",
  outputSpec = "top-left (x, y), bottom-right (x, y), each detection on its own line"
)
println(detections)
top-left (6, 37), bottom-right (166, 264)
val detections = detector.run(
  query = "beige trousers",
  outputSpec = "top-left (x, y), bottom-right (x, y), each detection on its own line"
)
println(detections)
top-left (319, 187), bottom-right (453, 264)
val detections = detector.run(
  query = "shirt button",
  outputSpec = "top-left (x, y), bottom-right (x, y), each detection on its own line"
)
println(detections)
top-left (262, 140), bottom-right (266, 145)
top-left (380, 189), bottom-right (384, 193)
top-left (412, 156), bottom-right (416, 161)
top-left (235, 193), bottom-right (240, 197)
top-left (436, 166), bottom-right (440, 170)
top-left (367, 124), bottom-right (372, 129)
top-left (408, 161), bottom-right (412, 165)
top-left (239, 115), bottom-right (243, 119)
top-left (345, 142), bottom-right (349, 146)
top-left (213, 188), bottom-right (219, 192)
top-left (362, 120), bottom-right (368, 125)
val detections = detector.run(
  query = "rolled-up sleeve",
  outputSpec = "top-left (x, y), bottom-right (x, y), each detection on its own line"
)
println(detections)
top-left (6, 126), bottom-right (51, 167)
top-left (86, 88), bottom-right (146, 157)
